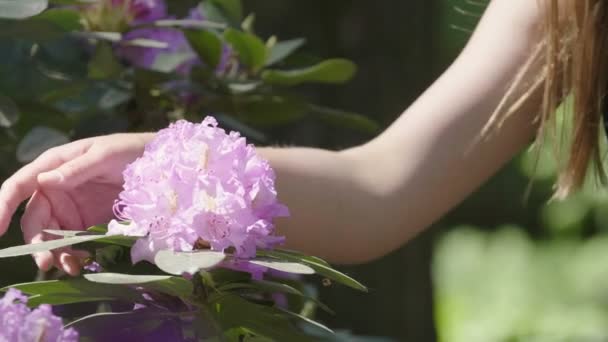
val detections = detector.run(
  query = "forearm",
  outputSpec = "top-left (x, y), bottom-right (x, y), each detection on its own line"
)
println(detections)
top-left (260, 147), bottom-right (384, 264)
top-left (261, 0), bottom-right (544, 264)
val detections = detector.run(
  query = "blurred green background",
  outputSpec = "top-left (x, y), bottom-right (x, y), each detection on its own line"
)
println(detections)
top-left (4, 0), bottom-right (608, 341)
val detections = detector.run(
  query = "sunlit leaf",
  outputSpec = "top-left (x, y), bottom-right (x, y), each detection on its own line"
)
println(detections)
top-left (266, 38), bottom-right (306, 66)
top-left (249, 259), bottom-right (315, 275)
top-left (84, 273), bottom-right (172, 285)
top-left (258, 249), bottom-right (367, 292)
top-left (0, 235), bottom-right (105, 258)
top-left (0, 0), bottom-right (48, 19)
top-left (154, 250), bottom-right (226, 275)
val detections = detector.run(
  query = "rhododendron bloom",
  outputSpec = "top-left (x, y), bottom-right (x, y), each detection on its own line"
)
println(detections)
top-left (117, 6), bottom-right (236, 75)
top-left (109, 117), bottom-right (288, 263)
top-left (0, 289), bottom-right (78, 342)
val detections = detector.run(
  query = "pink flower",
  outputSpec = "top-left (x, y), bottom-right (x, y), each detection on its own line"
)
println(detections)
top-left (109, 117), bottom-right (289, 264)
top-left (0, 289), bottom-right (78, 342)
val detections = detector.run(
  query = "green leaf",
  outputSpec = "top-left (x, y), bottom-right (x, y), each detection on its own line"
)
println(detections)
top-left (266, 38), bottom-right (306, 66)
top-left (0, 9), bottom-right (79, 41)
top-left (34, 8), bottom-right (81, 31)
top-left (224, 28), bottom-right (267, 71)
top-left (249, 259), bottom-right (315, 275)
top-left (264, 249), bottom-right (331, 268)
top-left (308, 104), bottom-right (380, 134)
top-left (206, 268), bottom-right (252, 288)
top-left (277, 308), bottom-right (334, 335)
top-left (219, 280), bottom-right (304, 296)
top-left (5, 278), bottom-right (143, 306)
top-left (88, 43), bottom-right (123, 80)
top-left (258, 250), bottom-right (368, 292)
top-left (154, 250), bottom-right (226, 275)
top-left (16, 126), bottom-right (69, 163)
top-left (185, 29), bottom-right (223, 69)
top-left (209, 0), bottom-right (242, 23)
top-left (209, 293), bottom-right (314, 342)
top-left (84, 273), bottom-right (172, 285)
top-left (218, 280), bottom-right (335, 315)
top-left (0, 235), bottom-right (106, 258)
top-left (213, 94), bottom-right (306, 127)
top-left (87, 225), bottom-right (108, 234)
top-left (91, 235), bottom-right (137, 248)
top-left (257, 249), bottom-right (331, 267)
top-left (0, 94), bottom-right (19, 128)
top-left (262, 59), bottom-right (357, 86)
top-left (27, 294), bottom-right (116, 307)
top-left (0, 0), bottom-right (48, 19)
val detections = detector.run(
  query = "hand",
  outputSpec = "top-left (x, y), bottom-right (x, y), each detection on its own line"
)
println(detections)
top-left (0, 133), bottom-right (154, 275)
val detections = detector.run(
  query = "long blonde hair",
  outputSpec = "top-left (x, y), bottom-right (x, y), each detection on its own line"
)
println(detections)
top-left (487, 0), bottom-right (608, 198)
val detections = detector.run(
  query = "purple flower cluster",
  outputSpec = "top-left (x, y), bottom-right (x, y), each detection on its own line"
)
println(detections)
top-left (109, 117), bottom-right (288, 264)
top-left (111, 1), bottom-right (234, 75)
top-left (0, 289), bottom-right (78, 342)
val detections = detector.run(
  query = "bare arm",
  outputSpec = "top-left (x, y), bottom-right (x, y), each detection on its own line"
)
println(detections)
top-left (0, 0), bottom-right (545, 271)
top-left (263, 0), bottom-right (544, 264)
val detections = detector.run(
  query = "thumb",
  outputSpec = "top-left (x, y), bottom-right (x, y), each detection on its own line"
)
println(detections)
top-left (37, 150), bottom-right (107, 189)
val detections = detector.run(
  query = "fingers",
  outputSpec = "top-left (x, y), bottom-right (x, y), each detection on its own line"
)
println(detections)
top-left (23, 193), bottom-right (87, 275)
top-left (38, 147), bottom-right (108, 190)
top-left (55, 250), bottom-right (84, 276)
top-left (45, 189), bottom-right (87, 275)
top-left (0, 141), bottom-right (90, 235)
top-left (20, 191), bottom-right (53, 271)
top-left (44, 189), bottom-right (84, 232)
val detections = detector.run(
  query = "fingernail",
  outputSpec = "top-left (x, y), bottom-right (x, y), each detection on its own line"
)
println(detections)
top-left (38, 170), bottom-right (64, 184)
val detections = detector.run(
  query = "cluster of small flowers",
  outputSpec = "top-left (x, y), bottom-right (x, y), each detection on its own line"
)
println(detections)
top-left (108, 116), bottom-right (289, 264)
top-left (0, 289), bottom-right (78, 342)
top-left (83, 0), bottom-right (233, 75)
